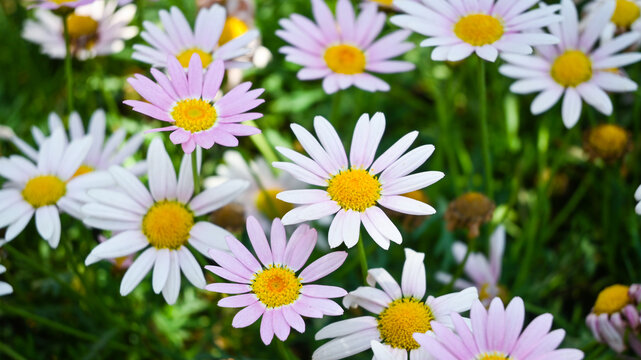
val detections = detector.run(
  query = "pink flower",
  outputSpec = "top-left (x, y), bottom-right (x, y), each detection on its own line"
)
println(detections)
top-left (124, 54), bottom-right (264, 153)
top-left (204, 216), bottom-right (348, 345)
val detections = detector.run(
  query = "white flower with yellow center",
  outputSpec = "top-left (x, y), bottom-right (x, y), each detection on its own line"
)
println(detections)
top-left (391, 0), bottom-right (562, 62)
top-left (500, 0), bottom-right (641, 128)
top-left (83, 137), bottom-right (249, 304)
top-left (313, 249), bottom-right (478, 360)
top-left (586, 0), bottom-right (641, 44)
top-left (274, 113), bottom-right (443, 249)
top-left (0, 128), bottom-right (94, 248)
top-left (0, 264), bottom-right (13, 296)
top-left (132, 5), bottom-right (258, 69)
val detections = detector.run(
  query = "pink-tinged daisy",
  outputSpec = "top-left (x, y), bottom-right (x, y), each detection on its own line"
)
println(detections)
top-left (132, 5), bottom-right (259, 69)
top-left (500, 0), bottom-right (641, 128)
top-left (124, 55), bottom-right (264, 154)
top-left (33, 0), bottom-right (95, 10)
top-left (390, 0), bottom-right (561, 62)
top-left (414, 297), bottom-right (584, 360)
top-left (0, 264), bottom-right (13, 296)
top-left (0, 128), bottom-right (97, 248)
top-left (274, 113), bottom-right (443, 249)
top-left (83, 138), bottom-right (249, 304)
top-left (585, 0), bottom-right (641, 45)
top-left (276, 0), bottom-right (415, 94)
top-left (436, 225), bottom-right (507, 307)
top-left (205, 216), bottom-right (348, 345)
top-left (313, 249), bottom-right (478, 360)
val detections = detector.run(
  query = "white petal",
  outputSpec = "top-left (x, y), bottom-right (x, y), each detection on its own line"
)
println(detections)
top-left (162, 250), bottom-right (181, 305)
top-left (401, 248), bottom-right (426, 299)
top-left (152, 248), bottom-right (171, 294)
top-left (178, 246), bottom-right (206, 289)
top-left (120, 247), bottom-right (157, 296)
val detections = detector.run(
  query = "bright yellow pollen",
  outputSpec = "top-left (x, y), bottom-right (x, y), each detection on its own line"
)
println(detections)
top-left (22, 175), bottom-right (66, 208)
top-left (612, 0), bottom-right (640, 28)
top-left (52, 0), bottom-right (77, 4)
top-left (327, 168), bottom-right (381, 212)
top-left (369, 0), bottom-right (394, 6)
top-left (477, 352), bottom-right (510, 360)
top-left (251, 265), bottom-right (302, 308)
top-left (71, 164), bottom-right (94, 179)
top-left (176, 48), bottom-right (213, 68)
top-left (255, 188), bottom-right (294, 220)
top-left (324, 44), bottom-right (367, 75)
top-left (219, 17), bottom-right (249, 46)
top-left (170, 99), bottom-right (217, 133)
top-left (142, 201), bottom-right (194, 249)
top-left (66, 14), bottom-right (99, 38)
top-left (551, 50), bottom-right (593, 87)
top-left (377, 298), bottom-right (434, 350)
top-left (593, 284), bottom-right (631, 315)
top-left (454, 14), bottom-right (504, 46)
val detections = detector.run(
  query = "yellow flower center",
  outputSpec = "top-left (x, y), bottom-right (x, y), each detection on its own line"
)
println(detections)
top-left (550, 50), bottom-right (593, 87)
top-left (255, 188), bottom-right (295, 220)
top-left (22, 175), bottom-right (66, 208)
top-left (454, 14), bottom-right (504, 46)
top-left (369, 0), bottom-right (394, 5)
top-left (66, 14), bottom-right (99, 38)
top-left (479, 283), bottom-right (509, 303)
top-left (326, 168), bottom-right (381, 212)
top-left (219, 16), bottom-right (249, 46)
top-left (176, 48), bottom-right (213, 68)
top-left (170, 99), bottom-right (217, 133)
top-left (612, 0), bottom-right (640, 27)
top-left (593, 284), bottom-right (631, 315)
top-left (585, 124), bottom-right (629, 160)
top-left (377, 298), bottom-right (434, 350)
top-left (251, 265), bottom-right (302, 308)
top-left (477, 352), bottom-right (510, 360)
top-left (142, 201), bottom-right (195, 249)
top-left (71, 164), bottom-right (94, 179)
top-left (323, 44), bottom-right (367, 75)
top-left (52, 0), bottom-right (77, 4)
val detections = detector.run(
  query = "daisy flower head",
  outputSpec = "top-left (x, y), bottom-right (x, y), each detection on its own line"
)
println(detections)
top-left (124, 56), bottom-right (265, 154)
top-left (0, 128), bottom-right (95, 248)
top-left (313, 248), bottom-right (478, 360)
top-left (132, 5), bottom-right (259, 69)
top-left (83, 137), bottom-right (249, 304)
top-left (500, 0), bottom-right (641, 129)
top-left (415, 296), bottom-right (584, 360)
top-left (585, 0), bottom-right (641, 43)
top-left (582, 123), bottom-right (631, 163)
top-left (635, 184), bottom-right (641, 214)
top-left (205, 216), bottom-right (348, 345)
top-left (276, 0), bottom-right (416, 94)
top-left (23, 0), bottom-right (137, 60)
top-left (33, 0), bottom-right (95, 11)
top-left (274, 113), bottom-right (443, 250)
top-left (390, 0), bottom-right (562, 62)
top-left (0, 264), bottom-right (13, 296)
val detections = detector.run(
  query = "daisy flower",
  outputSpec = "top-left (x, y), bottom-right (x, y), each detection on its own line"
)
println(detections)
top-left (635, 185), bottom-right (641, 214)
top-left (582, 123), bottom-right (631, 163)
top-left (274, 113), bottom-right (443, 249)
top-left (0, 128), bottom-right (96, 248)
top-left (313, 248), bottom-right (478, 360)
top-left (585, 0), bottom-right (641, 44)
top-left (444, 192), bottom-right (495, 239)
top-left (83, 138), bottom-right (249, 304)
top-left (500, 0), bottom-right (641, 128)
top-left (276, 0), bottom-right (415, 94)
top-left (0, 264), bottom-right (13, 296)
top-left (436, 225), bottom-right (507, 307)
top-left (124, 55), bottom-right (264, 154)
top-left (390, 0), bottom-right (561, 62)
top-left (23, 0), bottom-right (137, 60)
top-left (33, 0), bottom-right (95, 11)
top-left (415, 297), bottom-right (584, 360)
top-left (205, 216), bottom-right (348, 345)
top-left (132, 5), bottom-right (259, 69)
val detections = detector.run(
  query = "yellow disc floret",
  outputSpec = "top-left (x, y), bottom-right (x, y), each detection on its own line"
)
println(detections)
top-left (454, 14), bottom-right (504, 46)
top-left (327, 168), bottom-right (381, 212)
top-left (22, 175), bottom-right (66, 208)
top-left (251, 265), bottom-right (302, 308)
top-left (176, 47), bottom-right (213, 68)
top-left (377, 298), bottom-right (434, 350)
top-left (612, 0), bottom-right (640, 28)
top-left (66, 14), bottom-right (99, 38)
top-left (220, 16), bottom-right (249, 45)
top-left (477, 352), bottom-right (510, 360)
top-left (171, 99), bottom-right (217, 133)
top-left (584, 123), bottom-right (629, 161)
top-left (71, 164), bottom-right (94, 179)
top-left (255, 188), bottom-right (295, 220)
top-left (142, 201), bottom-right (194, 249)
top-left (369, 0), bottom-right (394, 6)
top-left (551, 50), bottom-right (593, 87)
top-left (593, 284), bottom-right (631, 315)
top-left (324, 44), bottom-right (367, 75)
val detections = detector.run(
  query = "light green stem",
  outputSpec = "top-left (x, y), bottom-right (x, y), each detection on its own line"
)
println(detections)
top-left (62, 14), bottom-right (74, 114)
top-left (191, 152), bottom-right (200, 193)
top-left (245, 120), bottom-right (279, 170)
top-left (478, 60), bottom-right (493, 198)
top-left (356, 234), bottom-right (368, 283)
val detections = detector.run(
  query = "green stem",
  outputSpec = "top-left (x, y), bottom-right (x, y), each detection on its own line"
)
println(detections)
top-left (276, 340), bottom-right (291, 360)
top-left (191, 152), bottom-right (200, 193)
top-left (245, 120), bottom-right (279, 171)
top-left (0, 343), bottom-right (27, 360)
top-left (136, 0), bottom-right (145, 32)
top-left (478, 59), bottom-right (493, 198)
top-left (62, 14), bottom-right (74, 114)
top-left (542, 172), bottom-right (593, 243)
top-left (443, 236), bottom-right (475, 294)
top-left (330, 91), bottom-right (342, 124)
top-left (356, 234), bottom-right (368, 283)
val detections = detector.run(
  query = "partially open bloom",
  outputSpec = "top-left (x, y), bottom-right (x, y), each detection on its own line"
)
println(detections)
top-left (313, 249), bottom-right (477, 359)
top-left (415, 297), bottom-right (584, 360)
top-left (0, 129), bottom-right (95, 248)
top-left (0, 264), bottom-right (13, 296)
top-left (205, 216), bottom-right (347, 345)
top-left (132, 5), bottom-right (258, 69)
top-left (586, 0), bottom-right (641, 44)
top-left (277, 0), bottom-right (415, 94)
top-left (83, 138), bottom-right (249, 304)
top-left (124, 55), bottom-right (264, 153)
top-left (444, 192), bottom-right (495, 239)
top-left (500, 0), bottom-right (641, 128)
top-left (274, 113), bottom-right (443, 249)
top-left (33, 0), bottom-right (95, 10)
top-left (391, 0), bottom-right (561, 62)
top-left (23, 0), bottom-right (137, 60)
top-left (582, 123), bottom-right (630, 162)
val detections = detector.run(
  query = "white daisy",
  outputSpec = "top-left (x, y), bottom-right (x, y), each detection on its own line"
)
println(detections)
top-left (0, 128), bottom-right (98, 248)
top-left (274, 112), bottom-right (443, 250)
top-left (83, 137), bottom-right (249, 304)
top-left (390, 0), bottom-right (562, 62)
top-left (0, 264), bottom-right (13, 296)
top-left (635, 184), bottom-right (641, 214)
top-left (586, 0), bottom-right (641, 44)
top-left (313, 248), bottom-right (478, 360)
top-left (500, 0), bottom-right (641, 128)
